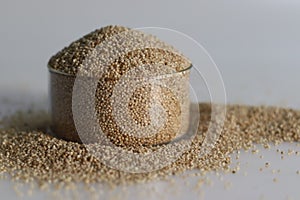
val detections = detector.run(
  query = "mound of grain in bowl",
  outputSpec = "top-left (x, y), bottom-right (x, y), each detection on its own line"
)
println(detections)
top-left (48, 25), bottom-right (191, 147)
top-left (1, 103), bottom-right (300, 190)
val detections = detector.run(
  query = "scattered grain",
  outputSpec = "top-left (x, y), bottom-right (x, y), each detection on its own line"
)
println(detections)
top-left (265, 162), bottom-right (270, 168)
top-left (1, 101), bottom-right (300, 189)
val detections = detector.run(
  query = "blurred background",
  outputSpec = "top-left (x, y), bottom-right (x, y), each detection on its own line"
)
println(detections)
top-left (1, 0), bottom-right (300, 107)
top-left (1, 1), bottom-right (300, 199)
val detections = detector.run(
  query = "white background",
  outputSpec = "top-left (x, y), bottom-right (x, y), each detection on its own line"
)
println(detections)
top-left (0, 0), bottom-right (300, 199)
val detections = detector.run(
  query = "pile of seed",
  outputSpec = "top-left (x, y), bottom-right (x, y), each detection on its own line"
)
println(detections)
top-left (48, 25), bottom-right (191, 146)
top-left (0, 103), bottom-right (300, 188)
top-left (48, 25), bottom-right (190, 76)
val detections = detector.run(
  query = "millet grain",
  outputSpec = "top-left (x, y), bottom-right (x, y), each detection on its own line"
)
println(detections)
top-left (0, 104), bottom-right (300, 188)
